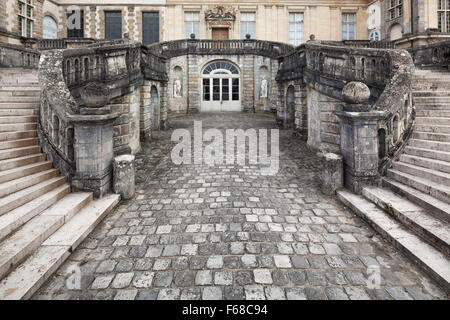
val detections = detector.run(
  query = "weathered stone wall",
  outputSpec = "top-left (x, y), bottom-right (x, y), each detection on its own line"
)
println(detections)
top-left (307, 86), bottom-right (342, 153)
top-left (163, 53), bottom-right (279, 114)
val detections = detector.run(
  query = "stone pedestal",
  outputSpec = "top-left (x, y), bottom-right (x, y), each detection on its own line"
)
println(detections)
top-left (320, 153), bottom-right (343, 195)
top-left (335, 109), bottom-right (387, 193)
top-left (70, 113), bottom-right (118, 198)
top-left (113, 154), bottom-right (135, 200)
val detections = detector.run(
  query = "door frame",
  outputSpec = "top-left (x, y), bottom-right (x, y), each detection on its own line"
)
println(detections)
top-left (200, 60), bottom-right (242, 112)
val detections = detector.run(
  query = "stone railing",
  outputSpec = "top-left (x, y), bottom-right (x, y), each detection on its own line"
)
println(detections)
top-left (408, 40), bottom-right (450, 67)
top-left (146, 38), bottom-right (294, 59)
top-left (276, 40), bottom-right (414, 191)
top-left (0, 42), bottom-right (40, 68)
top-left (38, 39), bottom-right (166, 197)
top-left (141, 45), bottom-right (168, 82)
top-left (37, 38), bottom-right (98, 50)
top-left (320, 40), bottom-right (396, 49)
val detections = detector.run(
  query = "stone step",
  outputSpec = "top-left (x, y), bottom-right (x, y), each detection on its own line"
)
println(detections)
top-left (362, 186), bottom-right (450, 256)
top-left (0, 161), bottom-right (53, 184)
top-left (0, 168), bottom-right (59, 199)
top-left (413, 91), bottom-right (450, 97)
top-left (0, 90), bottom-right (39, 97)
top-left (0, 145), bottom-right (40, 161)
top-left (0, 245), bottom-right (69, 300)
top-left (0, 153), bottom-right (46, 172)
top-left (0, 185), bottom-right (70, 241)
top-left (415, 117), bottom-right (450, 126)
top-left (415, 124), bottom-right (450, 134)
top-left (0, 97), bottom-right (40, 103)
top-left (392, 161), bottom-right (450, 187)
top-left (0, 116), bottom-right (37, 124)
top-left (400, 154), bottom-right (450, 174)
top-left (415, 104), bottom-right (450, 110)
top-left (0, 87), bottom-right (40, 92)
top-left (40, 192), bottom-right (93, 223)
top-left (0, 130), bottom-right (37, 142)
top-left (404, 146), bottom-right (450, 162)
top-left (0, 109), bottom-right (37, 116)
top-left (337, 189), bottom-right (450, 291)
top-left (0, 103), bottom-right (38, 109)
top-left (409, 139), bottom-right (450, 152)
top-left (382, 178), bottom-right (450, 224)
top-left (0, 137), bottom-right (38, 150)
top-left (416, 110), bottom-right (450, 118)
top-left (414, 97), bottom-right (450, 104)
top-left (0, 123), bottom-right (37, 133)
top-left (43, 194), bottom-right (120, 250)
top-left (0, 215), bottom-right (64, 280)
top-left (413, 83), bottom-right (450, 90)
top-left (0, 175), bottom-right (66, 219)
top-left (387, 169), bottom-right (450, 204)
top-left (0, 194), bottom-right (120, 300)
top-left (413, 131), bottom-right (450, 143)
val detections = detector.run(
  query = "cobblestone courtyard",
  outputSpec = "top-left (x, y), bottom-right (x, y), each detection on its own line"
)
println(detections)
top-left (33, 113), bottom-right (447, 300)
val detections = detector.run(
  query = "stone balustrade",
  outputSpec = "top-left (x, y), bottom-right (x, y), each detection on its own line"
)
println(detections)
top-left (146, 38), bottom-right (294, 59)
top-left (0, 42), bottom-right (40, 68)
top-left (409, 40), bottom-right (450, 67)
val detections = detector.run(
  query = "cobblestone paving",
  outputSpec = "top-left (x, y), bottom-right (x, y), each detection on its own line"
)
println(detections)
top-left (33, 113), bottom-right (447, 300)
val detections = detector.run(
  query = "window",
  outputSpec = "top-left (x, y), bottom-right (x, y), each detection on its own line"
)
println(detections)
top-left (43, 16), bottom-right (57, 39)
top-left (105, 11), bottom-right (122, 40)
top-left (241, 12), bottom-right (255, 39)
top-left (389, 0), bottom-right (403, 20)
top-left (438, 0), bottom-right (450, 33)
top-left (67, 9), bottom-right (84, 38)
top-left (369, 29), bottom-right (381, 41)
top-left (18, 0), bottom-right (33, 38)
top-left (185, 12), bottom-right (199, 39)
top-left (289, 13), bottom-right (303, 46)
top-left (342, 13), bottom-right (355, 40)
top-left (143, 12), bottom-right (159, 44)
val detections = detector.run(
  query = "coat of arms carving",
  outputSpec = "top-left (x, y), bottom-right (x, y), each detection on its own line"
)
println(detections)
top-left (205, 6), bottom-right (236, 26)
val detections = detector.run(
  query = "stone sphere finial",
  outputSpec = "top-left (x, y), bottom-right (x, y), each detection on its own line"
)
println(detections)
top-left (190, 33), bottom-right (196, 39)
top-left (245, 33), bottom-right (251, 40)
top-left (342, 82), bottom-right (371, 104)
top-left (309, 34), bottom-right (315, 41)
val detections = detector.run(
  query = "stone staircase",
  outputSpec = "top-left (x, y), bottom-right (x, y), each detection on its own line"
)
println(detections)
top-left (0, 68), bottom-right (120, 300)
top-left (338, 66), bottom-right (450, 292)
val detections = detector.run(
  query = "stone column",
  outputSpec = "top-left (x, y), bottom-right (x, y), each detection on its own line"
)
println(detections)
top-left (335, 82), bottom-right (387, 194)
top-left (70, 113), bottom-right (118, 198)
top-left (113, 154), bottom-right (135, 200)
top-left (320, 153), bottom-right (343, 195)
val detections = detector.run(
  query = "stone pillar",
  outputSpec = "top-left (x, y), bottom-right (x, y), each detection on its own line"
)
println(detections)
top-left (335, 82), bottom-right (387, 194)
top-left (140, 81), bottom-right (152, 140)
top-left (113, 154), bottom-right (135, 200)
top-left (320, 153), bottom-right (343, 195)
top-left (187, 38), bottom-right (200, 113)
top-left (71, 113), bottom-right (118, 198)
top-left (242, 40), bottom-right (255, 112)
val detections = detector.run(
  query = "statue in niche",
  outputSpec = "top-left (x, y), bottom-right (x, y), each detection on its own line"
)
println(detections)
top-left (261, 78), bottom-right (268, 98)
top-left (174, 78), bottom-right (182, 97)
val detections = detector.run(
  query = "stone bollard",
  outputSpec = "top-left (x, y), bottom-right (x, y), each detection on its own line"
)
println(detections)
top-left (320, 153), bottom-right (343, 195)
top-left (113, 154), bottom-right (135, 200)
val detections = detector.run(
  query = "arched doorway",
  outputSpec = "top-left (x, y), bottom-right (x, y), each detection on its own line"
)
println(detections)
top-left (43, 16), bottom-right (58, 39)
top-left (151, 86), bottom-right (159, 130)
top-left (201, 60), bottom-right (241, 112)
top-left (286, 86), bottom-right (296, 128)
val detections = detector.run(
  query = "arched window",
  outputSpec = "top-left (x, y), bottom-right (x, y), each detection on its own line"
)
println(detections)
top-left (203, 61), bottom-right (239, 75)
top-left (369, 29), bottom-right (381, 41)
top-left (43, 16), bottom-right (58, 39)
